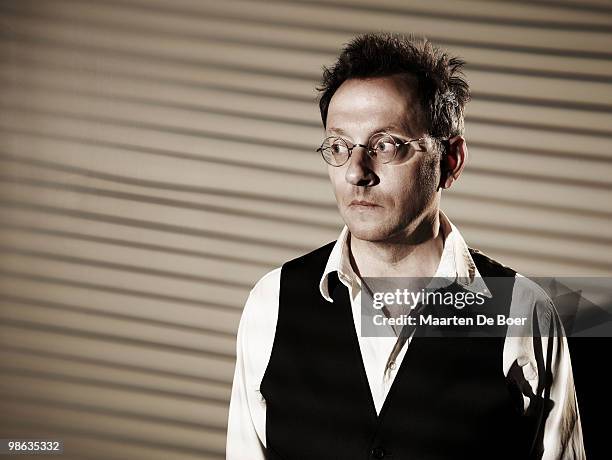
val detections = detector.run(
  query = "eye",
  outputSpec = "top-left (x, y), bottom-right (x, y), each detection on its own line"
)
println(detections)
top-left (328, 139), bottom-right (349, 155)
top-left (331, 143), bottom-right (344, 154)
top-left (369, 133), bottom-right (398, 161)
top-left (375, 139), bottom-right (395, 153)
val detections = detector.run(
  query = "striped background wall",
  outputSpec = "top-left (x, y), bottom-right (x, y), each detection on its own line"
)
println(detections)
top-left (0, 0), bottom-right (610, 458)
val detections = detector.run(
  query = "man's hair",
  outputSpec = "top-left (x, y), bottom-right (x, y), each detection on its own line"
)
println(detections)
top-left (317, 32), bottom-right (471, 142)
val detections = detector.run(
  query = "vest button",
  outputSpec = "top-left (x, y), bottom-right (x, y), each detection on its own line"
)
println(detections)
top-left (371, 446), bottom-right (386, 458)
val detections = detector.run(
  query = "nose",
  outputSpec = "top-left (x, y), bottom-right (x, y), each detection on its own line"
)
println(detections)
top-left (345, 145), bottom-right (377, 187)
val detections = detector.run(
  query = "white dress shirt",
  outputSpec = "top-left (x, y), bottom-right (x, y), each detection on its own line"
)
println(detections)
top-left (226, 211), bottom-right (585, 459)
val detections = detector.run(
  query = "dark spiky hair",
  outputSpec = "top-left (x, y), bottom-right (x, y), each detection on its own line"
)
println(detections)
top-left (317, 32), bottom-right (470, 142)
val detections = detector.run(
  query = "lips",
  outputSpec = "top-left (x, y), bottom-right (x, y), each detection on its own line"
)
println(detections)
top-left (349, 200), bottom-right (381, 207)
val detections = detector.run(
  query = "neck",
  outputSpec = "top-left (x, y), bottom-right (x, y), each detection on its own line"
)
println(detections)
top-left (349, 211), bottom-right (445, 278)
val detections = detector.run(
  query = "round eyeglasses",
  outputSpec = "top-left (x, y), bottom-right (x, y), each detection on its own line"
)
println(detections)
top-left (316, 132), bottom-right (427, 167)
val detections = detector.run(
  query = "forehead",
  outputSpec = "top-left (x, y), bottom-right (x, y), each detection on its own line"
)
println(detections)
top-left (326, 75), bottom-right (420, 136)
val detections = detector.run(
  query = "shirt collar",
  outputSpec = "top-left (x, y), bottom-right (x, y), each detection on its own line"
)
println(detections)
top-left (319, 210), bottom-right (491, 303)
top-left (319, 224), bottom-right (353, 302)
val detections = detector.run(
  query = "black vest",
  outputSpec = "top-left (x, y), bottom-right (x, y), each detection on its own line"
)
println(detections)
top-left (260, 242), bottom-right (550, 460)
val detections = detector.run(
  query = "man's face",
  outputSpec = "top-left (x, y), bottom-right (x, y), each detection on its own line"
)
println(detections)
top-left (325, 76), bottom-right (441, 243)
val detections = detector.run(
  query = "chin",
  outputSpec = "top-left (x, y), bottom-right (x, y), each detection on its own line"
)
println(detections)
top-left (346, 221), bottom-right (394, 242)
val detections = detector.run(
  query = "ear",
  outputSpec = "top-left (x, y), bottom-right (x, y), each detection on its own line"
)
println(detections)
top-left (440, 136), bottom-right (468, 190)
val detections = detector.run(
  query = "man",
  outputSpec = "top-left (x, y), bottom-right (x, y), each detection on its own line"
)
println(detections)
top-left (226, 33), bottom-right (585, 459)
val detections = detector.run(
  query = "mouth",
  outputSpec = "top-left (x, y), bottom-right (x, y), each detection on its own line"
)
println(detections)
top-left (349, 200), bottom-right (381, 208)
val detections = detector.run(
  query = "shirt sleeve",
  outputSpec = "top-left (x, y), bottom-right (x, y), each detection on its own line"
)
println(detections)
top-left (539, 308), bottom-right (586, 460)
top-left (503, 275), bottom-right (586, 460)
top-left (226, 268), bottom-right (281, 460)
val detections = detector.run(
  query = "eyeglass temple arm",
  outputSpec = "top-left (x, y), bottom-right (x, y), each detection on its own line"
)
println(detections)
top-left (399, 137), bottom-right (451, 154)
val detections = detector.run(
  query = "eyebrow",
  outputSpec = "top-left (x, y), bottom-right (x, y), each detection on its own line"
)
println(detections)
top-left (327, 127), bottom-right (348, 136)
top-left (327, 125), bottom-right (411, 138)
top-left (380, 125), bottom-right (410, 136)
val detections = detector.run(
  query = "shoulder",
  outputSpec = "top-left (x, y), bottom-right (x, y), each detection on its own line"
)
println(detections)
top-left (247, 267), bottom-right (283, 307)
top-left (240, 267), bottom-right (282, 338)
top-left (511, 274), bottom-right (559, 336)
top-left (468, 247), bottom-right (517, 277)
top-left (244, 239), bottom-right (336, 304)
top-left (242, 238), bottom-right (336, 324)
top-left (467, 247), bottom-right (559, 333)
top-left (238, 238), bottom-right (335, 341)
top-left (276, 241), bottom-right (339, 298)
top-left (283, 241), bottom-right (337, 270)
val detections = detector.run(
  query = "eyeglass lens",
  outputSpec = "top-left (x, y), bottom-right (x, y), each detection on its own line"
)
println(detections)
top-left (320, 133), bottom-right (399, 166)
